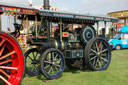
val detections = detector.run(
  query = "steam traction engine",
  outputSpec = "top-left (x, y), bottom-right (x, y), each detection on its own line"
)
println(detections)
top-left (0, 2), bottom-right (118, 85)
top-left (25, 10), bottom-right (118, 79)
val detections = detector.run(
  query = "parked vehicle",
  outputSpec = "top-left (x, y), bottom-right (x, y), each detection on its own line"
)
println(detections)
top-left (109, 26), bottom-right (128, 50)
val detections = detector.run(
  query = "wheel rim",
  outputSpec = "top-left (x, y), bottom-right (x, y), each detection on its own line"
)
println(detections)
top-left (43, 51), bottom-right (64, 78)
top-left (116, 46), bottom-right (121, 50)
top-left (89, 39), bottom-right (111, 70)
top-left (25, 49), bottom-right (41, 75)
top-left (0, 32), bottom-right (24, 85)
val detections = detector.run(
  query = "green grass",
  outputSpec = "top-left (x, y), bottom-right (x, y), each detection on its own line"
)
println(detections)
top-left (21, 50), bottom-right (128, 85)
top-left (1, 50), bottom-right (128, 85)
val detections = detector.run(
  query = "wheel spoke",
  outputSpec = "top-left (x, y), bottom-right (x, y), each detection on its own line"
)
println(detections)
top-left (101, 57), bottom-right (108, 63)
top-left (95, 57), bottom-right (99, 68)
top-left (0, 66), bottom-right (17, 70)
top-left (92, 43), bottom-right (96, 50)
top-left (54, 54), bottom-right (58, 60)
top-left (99, 41), bottom-right (103, 51)
top-left (44, 61), bottom-right (52, 64)
top-left (99, 49), bottom-right (108, 54)
top-left (35, 52), bottom-right (38, 58)
top-left (0, 50), bottom-right (15, 60)
top-left (99, 58), bottom-right (104, 66)
top-left (32, 52), bottom-right (35, 58)
top-left (31, 52), bottom-right (36, 61)
top-left (101, 54), bottom-right (106, 57)
top-left (31, 65), bottom-right (35, 72)
top-left (51, 67), bottom-right (54, 75)
top-left (95, 42), bottom-right (100, 52)
top-left (52, 52), bottom-right (57, 61)
top-left (33, 52), bottom-right (38, 60)
top-left (0, 39), bottom-right (6, 47)
top-left (0, 69), bottom-right (10, 78)
top-left (28, 56), bottom-right (33, 61)
top-left (0, 75), bottom-right (11, 85)
top-left (54, 66), bottom-right (59, 72)
top-left (90, 56), bottom-right (97, 61)
top-left (0, 59), bottom-right (12, 66)
top-left (92, 58), bottom-right (96, 66)
top-left (90, 53), bottom-right (95, 56)
top-left (56, 64), bottom-right (61, 68)
top-left (97, 59), bottom-right (101, 68)
top-left (56, 59), bottom-right (61, 65)
top-left (57, 58), bottom-right (61, 62)
top-left (33, 65), bottom-right (37, 72)
top-left (44, 65), bottom-right (50, 69)
top-left (52, 52), bottom-right (54, 58)
top-left (0, 45), bottom-right (5, 56)
top-left (35, 53), bottom-right (40, 60)
top-left (91, 49), bottom-right (97, 54)
top-left (48, 66), bottom-right (53, 74)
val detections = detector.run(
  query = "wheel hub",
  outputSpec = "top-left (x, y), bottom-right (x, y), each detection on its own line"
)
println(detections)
top-left (97, 53), bottom-right (101, 57)
top-left (52, 61), bottom-right (56, 66)
top-left (32, 60), bottom-right (38, 64)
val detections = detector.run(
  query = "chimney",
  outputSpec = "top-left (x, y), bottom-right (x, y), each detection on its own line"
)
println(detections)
top-left (29, 0), bottom-right (32, 7)
top-left (43, 0), bottom-right (50, 10)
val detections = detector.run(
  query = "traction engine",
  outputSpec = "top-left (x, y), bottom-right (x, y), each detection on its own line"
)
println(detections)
top-left (25, 18), bottom-right (111, 80)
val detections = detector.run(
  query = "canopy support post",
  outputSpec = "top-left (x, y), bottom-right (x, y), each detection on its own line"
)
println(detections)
top-left (104, 21), bottom-right (107, 37)
top-left (26, 16), bottom-right (29, 36)
top-left (59, 19), bottom-right (63, 42)
top-left (35, 15), bottom-right (38, 38)
top-left (14, 14), bottom-right (17, 24)
top-left (0, 15), bottom-right (2, 31)
top-left (97, 22), bottom-right (99, 35)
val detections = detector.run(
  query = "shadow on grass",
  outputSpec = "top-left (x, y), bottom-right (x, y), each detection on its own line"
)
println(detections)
top-left (22, 66), bottom-right (93, 83)
top-left (64, 66), bottom-right (92, 73)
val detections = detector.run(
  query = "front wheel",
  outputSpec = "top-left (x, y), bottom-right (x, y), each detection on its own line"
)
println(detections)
top-left (40, 48), bottom-right (65, 80)
top-left (84, 37), bottom-right (111, 71)
top-left (115, 45), bottom-right (122, 50)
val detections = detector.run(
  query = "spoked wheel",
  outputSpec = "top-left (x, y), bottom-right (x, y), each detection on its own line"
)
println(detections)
top-left (0, 32), bottom-right (24, 85)
top-left (25, 48), bottom-right (41, 76)
top-left (84, 37), bottom-right (111, 71)
top-left (40, 48), bottom-right (65, 80)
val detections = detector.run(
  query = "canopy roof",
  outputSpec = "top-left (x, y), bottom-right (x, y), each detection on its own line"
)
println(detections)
top-left (0, 4), bottom-right (118, 23)
top-left (39, 9), bottom-right (118, 23)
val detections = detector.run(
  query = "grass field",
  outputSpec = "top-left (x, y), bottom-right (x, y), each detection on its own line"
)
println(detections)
top-left (21, 50), bottom-right (128, 85)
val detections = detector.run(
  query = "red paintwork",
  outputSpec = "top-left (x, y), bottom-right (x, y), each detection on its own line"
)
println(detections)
top-left (0, 32), bottom-right (24, 85)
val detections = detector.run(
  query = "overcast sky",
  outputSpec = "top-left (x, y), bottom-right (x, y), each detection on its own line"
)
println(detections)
top-left (0, 0), bottom-right (128, 15)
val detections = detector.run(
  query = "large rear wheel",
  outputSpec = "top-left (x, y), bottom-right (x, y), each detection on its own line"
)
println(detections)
top-left (84, 37), bottom-right (111, 71)
top-left (0, 32), bottom-right (24, 85)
